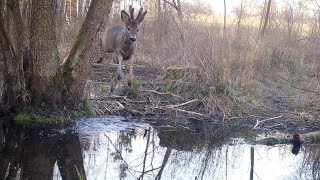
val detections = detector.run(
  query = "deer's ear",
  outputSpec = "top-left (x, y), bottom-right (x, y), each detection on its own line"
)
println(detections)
top-left (121, 11), bottom-right (130, 24)
top-left (137, 11), bottom-right (147, 24)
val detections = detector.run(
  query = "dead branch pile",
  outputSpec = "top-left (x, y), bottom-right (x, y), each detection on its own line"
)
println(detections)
top-left (89, 89), bottom-right (207, 120)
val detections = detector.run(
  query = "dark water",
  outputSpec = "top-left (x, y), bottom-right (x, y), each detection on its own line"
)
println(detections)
top-left (0, 117), bottom-right (319, 180)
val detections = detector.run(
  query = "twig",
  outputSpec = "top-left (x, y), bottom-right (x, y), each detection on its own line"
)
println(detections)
top-left (150, 106), bottom-right (206, 117)
top-left (162, 0), bottom-right (178, 10)
top-left (165, 99), bottom-right (200, 108)
top-left (92, 105), bottom-right (104, 115)
top-left (104, 95), bottom-right (147, 103)
top-left (265, 123), bottom-right (288, 130)
top-left (141, 89), bottom-right (182, 99)
top-left (253, 115), bottom-right (283, 130)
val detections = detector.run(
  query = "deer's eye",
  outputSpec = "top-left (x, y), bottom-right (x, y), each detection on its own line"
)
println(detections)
top-left (127, 28), bottom-right (131, 31)
top-left (137, 29), bottom-right (139, 32)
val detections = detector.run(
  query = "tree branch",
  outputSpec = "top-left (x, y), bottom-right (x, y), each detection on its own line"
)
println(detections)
top-left (163, 0), bottom-right (178, 10)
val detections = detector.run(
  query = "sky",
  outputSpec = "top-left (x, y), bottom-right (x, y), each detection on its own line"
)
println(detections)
top-left (199, 0), bottom-right (319, 16)
top-left (201, 0), bottom-right (244, 16)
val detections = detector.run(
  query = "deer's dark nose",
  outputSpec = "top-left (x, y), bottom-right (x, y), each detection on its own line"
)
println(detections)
top-left (129, 37), bottom-right (136, 42)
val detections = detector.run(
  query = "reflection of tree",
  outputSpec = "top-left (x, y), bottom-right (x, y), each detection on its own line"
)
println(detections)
top-left (250, 147), bottom-right (254, 180)
top-left (141, 128), bottom-right (151, 179)
top-left (300, 145), bottom-right (320, 179)
top-left (118, 130), bottom-right (136, 153)
top-left (158, 124), bottom-right (252, 179)
top-left (0, 123), bottom-right (86, 179)
top-left (155, 147), bottom-right (172, 180)
top-left (104, 131), bottom-right (136, 179)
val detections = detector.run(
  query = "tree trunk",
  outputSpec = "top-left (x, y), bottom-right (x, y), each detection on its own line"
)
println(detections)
top-left (223, 0), bottom-right (227, 40)
top-left (29, 0), bottom-right (61, 107)
top-left (258, 0), bottom-right (267, 32)
top-left (237, 0), bottom-right (244, 34)
top-left (0, 0), bottom-right (113, 114)
top-left (0, 0), bottom-right (27, 113)
top-left (260, 0), bottom-right (272, 41)
top-left (163, 0), bottom-right (186, 59)
top-left (62, 0), bottom-right (113, 108)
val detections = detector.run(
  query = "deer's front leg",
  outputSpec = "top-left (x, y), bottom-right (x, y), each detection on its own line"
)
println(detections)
top-left (117, 55), bottom-right (123, 80)
top-left (128, 57), bottom-right (133, 86)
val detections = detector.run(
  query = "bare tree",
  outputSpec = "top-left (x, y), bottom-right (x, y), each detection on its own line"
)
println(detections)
top-left (235, 0), bottom-right (245, 33)
top-left (223, 0), bottom-right (227, 40)
top-left (260, 0), bottom-right (272, 41)
top-left (163, 0), bottom-right (187, 58)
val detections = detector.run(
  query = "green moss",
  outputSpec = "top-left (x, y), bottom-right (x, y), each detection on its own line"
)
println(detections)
top-left (49, 68), bottom-right (65, 92)
top-left (75, 166), bottom-right (86, 180)
top-left (122, 78), bottom-right (141, 98)
top-left (62, 59), bottom-right (75, 91)
top-left (80, 100), bottom-right (93, 116)
top-left (62, 20), bottom-right (88, 91)
top-left (157, 79), bottom-right (174, 92)
top-left (244, 88), bottom-right (261, 104)
top-left (165, 66), bottom-right (186, 80)
top-left (214, 81), bottom-right (229, 95)
top-left (14, 111), bottom-right (36, 125)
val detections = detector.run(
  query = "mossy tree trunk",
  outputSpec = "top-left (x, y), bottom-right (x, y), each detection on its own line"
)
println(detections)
top-left (0, 0), bottom-right (113, 113)
top-left (62, 0), bottom-right (113, 108)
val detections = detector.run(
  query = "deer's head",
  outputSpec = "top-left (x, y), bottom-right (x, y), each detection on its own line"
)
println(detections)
top-left (121, 5), bottom-right (147, 44)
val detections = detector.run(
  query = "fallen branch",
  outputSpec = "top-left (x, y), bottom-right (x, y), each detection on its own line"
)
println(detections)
top-left (150, 105), bottom-right (206, 118)
top-left (102, 95), bottom-right (147, 103)
top-left (253, 115), bottom-right (283, 130)
top-left (166, 99), bottom-right (200, 108)
top-left (92, 105), bottom-right (104, 116)
top-left (141, 89), bottom-right (182, 99)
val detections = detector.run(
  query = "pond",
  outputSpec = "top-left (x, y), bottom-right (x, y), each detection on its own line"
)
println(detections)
top-left (0, 117), bottom-right (319, 180)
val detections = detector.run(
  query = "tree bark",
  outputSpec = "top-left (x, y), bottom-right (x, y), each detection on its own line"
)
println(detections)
top-left (0, 0), bottom-right (27, 112)
top-left (30, 0), bottom-right (61, 107)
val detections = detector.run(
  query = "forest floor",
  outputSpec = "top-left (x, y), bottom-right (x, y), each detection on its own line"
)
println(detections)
top-left (88, 61), bottom-right (320, 134)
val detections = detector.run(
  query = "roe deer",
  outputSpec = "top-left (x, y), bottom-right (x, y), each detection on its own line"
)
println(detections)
top-left (99, 5), bottom-right (147, 87)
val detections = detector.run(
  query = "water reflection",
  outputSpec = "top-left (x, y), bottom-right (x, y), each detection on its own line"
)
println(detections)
top-left (0, 122), bottom-right (85, 179)
top-left (0, 117), bottom-right (319, 180)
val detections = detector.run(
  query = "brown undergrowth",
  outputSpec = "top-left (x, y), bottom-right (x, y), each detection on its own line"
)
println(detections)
top-left (87, 60), bottom-right (320, 133)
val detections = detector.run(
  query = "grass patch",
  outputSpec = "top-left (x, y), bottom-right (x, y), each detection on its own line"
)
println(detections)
top-left (12, 103), bottom-right (95, 126)
top-left (122, 78), bottom-right (141, 98)
top-left (14, 111), bottom-right (36, 125)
